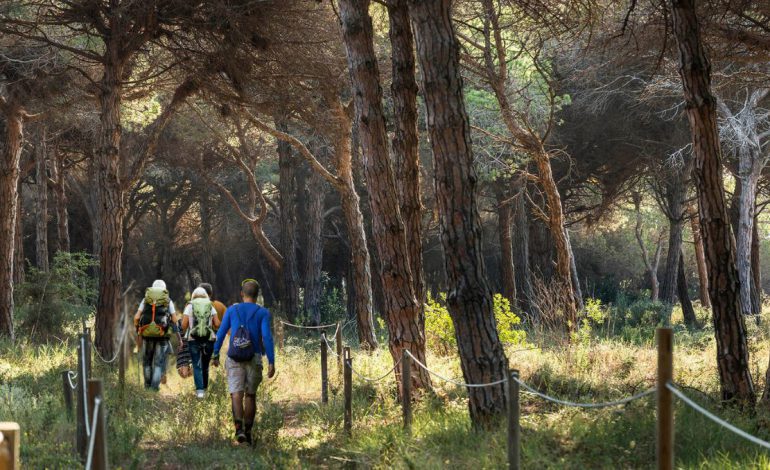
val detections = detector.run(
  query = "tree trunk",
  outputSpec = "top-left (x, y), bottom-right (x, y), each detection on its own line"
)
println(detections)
top-left (13, 177), bottom-right (24, 286)
top-left (751, 219), bottom-right (761, 314)
top-left (678, 251), bottom-right (698, 328)
top-left (670, 0), bottom-right (755, 405)
top-left (50, 143), bottom-right (70, 253)
top-left (529, 211), bottom-right (554, 281)
top-left (735, 168), bottom-right (760, 315)
top-left (0, 105), bottom-right (24, 338)
top-left (689, 203), bottom-right (710, 308)
top-left (304, 170), bottom-right (326, 325)
top-left (94, 60), bottom-right (126, 359)
top-left (660, 179), bottom-right (685, 304)
top-left (339, 0), bottom-right (430, 393)
top-left (512, 179), bottom-right (535, 318)
top-left (34, 126), bottom-right (49, 272)
top-left (633, 193), bottom-right (661, 302)
top-left (335, 124), bottom-right (378, 349)
top-left (409, 0), bottom-right (506, 426)
top-left (389, 0), bottom-right (425, 312)
top-left (199, 191), bottom-right (216, 285)
top-left (496, 192), bottom-right (516, 305)
top-left (566, 228), bottom-right (584, 311)
top-left (277, 127), bottom-right (300, 321)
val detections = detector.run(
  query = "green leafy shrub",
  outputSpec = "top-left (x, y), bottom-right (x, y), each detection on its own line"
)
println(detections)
top-left (425, 293), bottom-right (526, 355)
top-left (14, 251), bottom-right (98, 338)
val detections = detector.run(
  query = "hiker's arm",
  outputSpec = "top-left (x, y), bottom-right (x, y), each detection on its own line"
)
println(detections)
top-left (181, 315), bottom-right (189, 331)
top-left (262, 311), bottom-right (275, 366)
top-left (213, 310), bottom-right (231, 357)
top-left (212, 308), bottom-right (221, 328)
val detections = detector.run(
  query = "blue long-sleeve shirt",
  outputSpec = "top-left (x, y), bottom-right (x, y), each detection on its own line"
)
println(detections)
top-left (213, 302), bottom-right (275, 365)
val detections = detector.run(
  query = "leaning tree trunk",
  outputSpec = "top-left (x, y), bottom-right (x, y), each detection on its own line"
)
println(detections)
top-left (50, 144), bottom-right (70, 253)
top-left (34, 126), bottom-right (49, 272)
top-left (335, 127), bottom-right (378, 350)
top-left (671, 0), bottom-right (755, 405)
top-left (304, 170), bottom-right (326, 325)
top-left (0, 105), bottom-right (24, 338)
top-left (277, 129), bottom-right (301, 321)
top-left (409, 0), bottom-right (506, 427)
top-left (688, 203), bottom-right (710, 308)
top-left (496, 191), bottom-right (516, 305)
top-left (677, 251), bottom-right (698, 328)
top-left (389, 0), bottom-right (425, 312)
top-left (339, 0), bottom-right (431, 394)
top-left (512, 178), bottom-right (536, 318)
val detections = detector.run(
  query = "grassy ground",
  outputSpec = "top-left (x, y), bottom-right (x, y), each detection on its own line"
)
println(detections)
top-left (5, 312), bottom-right (770, 469)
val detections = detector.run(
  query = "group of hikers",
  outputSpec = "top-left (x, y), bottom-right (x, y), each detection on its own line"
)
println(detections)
top-left (133, 278), bottom-right (275, 445)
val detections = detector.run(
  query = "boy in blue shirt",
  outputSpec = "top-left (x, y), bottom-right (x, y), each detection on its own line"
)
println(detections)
top-left (212, 279), bottom-right (276, 444)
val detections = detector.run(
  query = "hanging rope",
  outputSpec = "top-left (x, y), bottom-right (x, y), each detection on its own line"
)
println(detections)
top-left (84, 397), bottom-right (102, 470)
top-left (349, 357), bottom-right (403, 383)
top-left (280, 320), bottom-right (338, 330)
top-left (405, 350), bottom-right (507, 388)
top-left (667, 382), bottom-right (770, 450)
top-left (513, 376), bottom-right (655, 408)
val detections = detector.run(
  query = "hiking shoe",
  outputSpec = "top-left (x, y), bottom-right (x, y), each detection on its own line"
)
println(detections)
top-left (235, 430), bottom-right (247, 444)
top-left (195, 390), bottom-right (205, 399)
top-left (245, 433), bottom-right (253, 446)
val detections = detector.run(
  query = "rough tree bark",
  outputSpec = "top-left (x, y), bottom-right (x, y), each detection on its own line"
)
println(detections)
top-left (277, 125), bottom-right (301, 321)
top-left (0, 102), bottom-right (24, 338)
top-left (677, 251), bottom-right (698, 328)
top-left (670, 0), bottom-right (755, 404)
top-left (50, 142), bottom-right (70, 253)
top-left (34, 126), bottom-right (49, 272)
top-left (688, 203), bottom-right (710, 308)
top-left (512, 178), bottom-right (535, 318)
top-left (389, 0), bottom-right (425, 311)
top-left (751, 220), bottom-right (761, 314)
top-left (304, 170), bottom-right (326, 325)
top-left (199, 191), bottom-right (216, 286)
top-left (633, 192), bottom-right (663, 302)
top-left (496, 190), bottom-right (516, 305)
top-left (339, 0), bottom-right (431, 392)
top-left (13, 178), bottom-right (24, 286)
top-left (659, 173), bottom-right (686, 305)
top-left (409, 0), bottom-right (506, 426)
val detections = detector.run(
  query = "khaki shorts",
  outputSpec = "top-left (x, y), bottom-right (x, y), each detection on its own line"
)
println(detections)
top-left (225, 356), bottom-right (263, 394)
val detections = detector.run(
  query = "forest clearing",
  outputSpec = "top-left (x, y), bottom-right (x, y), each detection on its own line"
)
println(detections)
top-left (4, 0), bottom-right (770, 468)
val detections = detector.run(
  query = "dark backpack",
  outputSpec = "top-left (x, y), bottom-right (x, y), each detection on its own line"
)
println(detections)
top-left (137, 287), bottom-right (171, 338)
top-left (228, 305), bottom-right (255, 362)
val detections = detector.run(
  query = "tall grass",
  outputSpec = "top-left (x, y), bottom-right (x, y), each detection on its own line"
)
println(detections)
top-left (4, 308), bottom-right (770, 468)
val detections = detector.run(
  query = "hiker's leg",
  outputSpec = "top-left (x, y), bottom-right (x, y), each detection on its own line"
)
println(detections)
top-left (243, 360), bottom-right (263, 439)
top-left (226, 357), bottom-right (247, 436)
top-left (230, 391), bottom-right (245, 432)
top-left (244, 393), bottom-right (256, 437)
top-left (150, 341), bottom-right (169, 389)
top-left (142, 340), bottom-right (154, 388)
top-left (189, 340), bottom-right (204, 391)
top-left (201, 341), bottom-right (213, 389)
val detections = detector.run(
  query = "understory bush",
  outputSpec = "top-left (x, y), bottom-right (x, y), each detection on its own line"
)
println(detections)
top-left (425, 293), bottom-right (526, 355)
top-left (14, 251), bottom-right (98, 338)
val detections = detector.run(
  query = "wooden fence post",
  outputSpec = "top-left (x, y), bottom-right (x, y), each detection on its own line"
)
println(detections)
top-left (61, 371), bottom-right (73, 418)
top-left (657, 327), bottom-right (673, 470)
top-left (507, 369), bottom-right (520, 470)
top-left (321, 334), bottom-right (329, 404)
top-left (119, 320), bottom-right (128, 391)
top-left (87, 379), bottom-right (108, 470)
top-left (336, 322), bottom-right (343, 377)
top-left (402, 350), bottom-right (412, 433)
top-left (0, 422), bottom-right (20, 470)
top-left (76, 338), bottom-right (87, 460)
top-left (344, 347), bottom-right (352, 436)
top-left (84, 327), bottom-right (92, 379)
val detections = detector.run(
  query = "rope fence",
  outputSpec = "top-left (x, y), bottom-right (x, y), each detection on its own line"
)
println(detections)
top-left (513, 377), bottom-right (656, 409)
top-left (84, 397), bottom-right (102, 470)
top-left (667, 382), bottom-right (770, 450)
